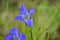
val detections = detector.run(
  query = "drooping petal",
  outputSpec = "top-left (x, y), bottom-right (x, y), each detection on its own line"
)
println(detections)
top-left (20, 4), bottom-right (28, 15)
top-left (5, 34), bottom-right (13, 40)
top-left (29, 8), bottom-right (35, 15)
top-left (15, 15), bottom-right (25, 21)
top-left (10, 28), bottom-right (18, 35)
top-left (25, 18), bottom-right (34, 27)
top-left (18, 33), bottom-right (26, 40)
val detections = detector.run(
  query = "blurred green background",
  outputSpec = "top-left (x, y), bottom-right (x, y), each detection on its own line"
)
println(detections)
top-left (0, 0), bottom-right (60, 40)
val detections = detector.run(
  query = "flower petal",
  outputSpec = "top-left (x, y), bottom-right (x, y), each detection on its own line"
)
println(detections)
top-left (20, 4), bottom-right (28, 15)
top-left (10, 28), bottom-right (18, 35)
top-left (5, 34), bottom-right (13, 40)
top-left (25, 18), bottom-right (34, 27)
top-left (29, 8), bottom-right (35, 15)
top-left (15, 15), bottom-right (25, 21)
top-left (18, 33), bottom-right (26, 40)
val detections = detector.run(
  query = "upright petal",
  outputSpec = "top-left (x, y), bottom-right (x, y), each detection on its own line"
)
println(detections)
top-left (5, 34), bottom-right (13, 40)
top-left (25, 18), bottom-right (34, 27)
top-left (10, 28), bottom-right (18, 35)
top-left (29, 8), bottom-right (35, 15)
top-left (20, 4), bottom-right (28, 15)
top-left (15, 15), bottom-right (25, 21)
top-left (18, 33), bottom-right (26, 40)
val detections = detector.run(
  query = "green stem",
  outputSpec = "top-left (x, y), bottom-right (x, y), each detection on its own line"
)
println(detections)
top-left (30, 28), bottom-right (33, 40)
top-left (25, 24), bottom-right (33, 40)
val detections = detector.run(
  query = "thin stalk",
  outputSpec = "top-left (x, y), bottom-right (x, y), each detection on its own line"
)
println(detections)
top-left (30, 28), bottom-right (33, 40)
top-left (6, 0), bottom-right (9, 11)
top-left (47, 32), bottom-right (49, 40)
top-left (25, 24), bottom-right (33, 40)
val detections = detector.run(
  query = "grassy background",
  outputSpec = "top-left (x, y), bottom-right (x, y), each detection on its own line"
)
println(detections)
top-left (0, 0), bottom-right (60, 40)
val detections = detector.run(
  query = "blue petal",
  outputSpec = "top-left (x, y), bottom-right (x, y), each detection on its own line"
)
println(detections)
top-left (29, 8), bottom-right (35, 15)
top-left (10, 28), bottom-right (18, 35)
top-left (25, 18), bottom-right (34, 27)
top-left (15, 15), bottom-right (25, 21)
top-left (20, 4), bottom-right (28, 15)
top-left (18, 33), bottom-right (26, 40)
top-left (5, 34), bottom-right (13, 40)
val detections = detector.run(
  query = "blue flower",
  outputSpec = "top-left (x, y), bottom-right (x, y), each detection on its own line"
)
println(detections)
top-left (15, 4), bottom-right (35, 27)
top-left (5, 28), bottom-right (26, 40)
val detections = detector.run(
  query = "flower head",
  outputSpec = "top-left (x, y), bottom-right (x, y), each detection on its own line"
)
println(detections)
top-left (5, 28), bottom-right (26, 40)
top-left (15, 4), bottom-right (35, 27)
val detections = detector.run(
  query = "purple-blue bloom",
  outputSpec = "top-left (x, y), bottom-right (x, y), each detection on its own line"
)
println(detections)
top-left (15, 4), bottom-right (35, 27)
top-left (5, 28), bottom-right (26, 40)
